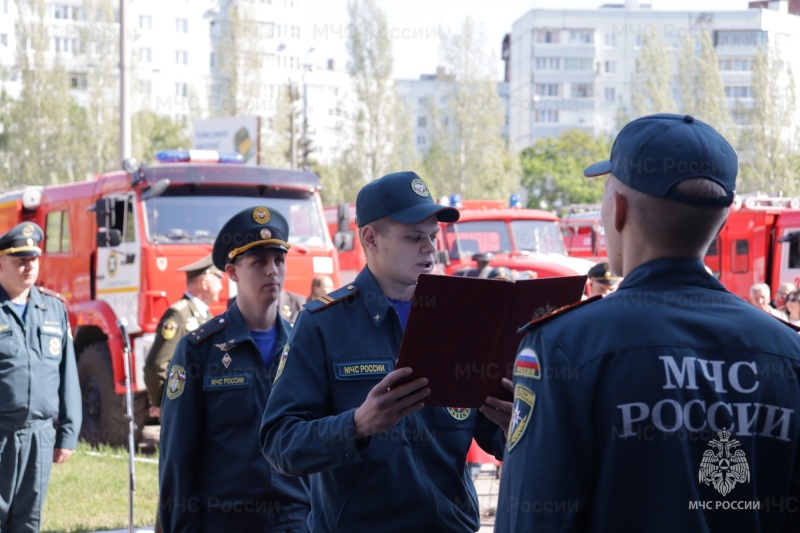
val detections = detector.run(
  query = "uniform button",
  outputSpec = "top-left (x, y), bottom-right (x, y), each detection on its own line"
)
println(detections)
top-left (344, 452), bottom-right (351, 460)
top-left (220, 318), bottom-right (225, 323)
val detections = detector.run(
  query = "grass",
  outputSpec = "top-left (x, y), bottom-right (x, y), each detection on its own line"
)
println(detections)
top-left (41, 442), bottom-right (159, 533)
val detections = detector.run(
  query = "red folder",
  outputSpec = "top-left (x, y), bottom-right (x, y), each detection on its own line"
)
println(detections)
top-left (396, 274), bottom-right (587, 407)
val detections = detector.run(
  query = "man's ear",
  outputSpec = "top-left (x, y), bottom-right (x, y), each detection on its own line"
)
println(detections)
top-left (613, 190), bottom-right (628, 234)
top-left (361, 225), bottom-right (379, 254)
top-left (224, 263), bottom-right (238, 283)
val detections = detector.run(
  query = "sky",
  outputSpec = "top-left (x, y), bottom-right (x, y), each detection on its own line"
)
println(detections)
top-left (304, 0), bottom-right (753, 80)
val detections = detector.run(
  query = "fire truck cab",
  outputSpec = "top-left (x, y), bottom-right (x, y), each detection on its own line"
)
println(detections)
top-left (704, 195), bottom-right (800, 300)
top-left (0, 150), bottom-right (339, 446)
top-left (560, 204), bottom-right (607, 262)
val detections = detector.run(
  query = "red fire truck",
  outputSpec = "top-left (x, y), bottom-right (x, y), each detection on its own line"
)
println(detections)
top-left (560, 204), bottom-right (607, 262)
top-left (0, 150), bottom-right (340, 446)
top-left (704, 195), bottom-right (800, 300)
top-left (326, 199), bottom-right (593, 281)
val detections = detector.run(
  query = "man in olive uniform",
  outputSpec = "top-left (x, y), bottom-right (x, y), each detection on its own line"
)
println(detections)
top-left (0, 222), bottom-right (81, 532)
top-left (144, 254), bottom-right (223, 418)
top-left (159, 206), bottom-right (310, 531)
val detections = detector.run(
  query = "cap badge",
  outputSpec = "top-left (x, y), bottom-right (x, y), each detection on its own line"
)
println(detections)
top-left (26, 238), bottom-right (33, 246)
top-left (260, 228), bottom-right (272, 240)
top-left (252, 207), bottom-right (271, 225)
top-left (221, 353), bottom-right (232, 368)
top-left (22, 224), bottom-right (34, 237)
top-left (411, 178), bottom-right (429, 198)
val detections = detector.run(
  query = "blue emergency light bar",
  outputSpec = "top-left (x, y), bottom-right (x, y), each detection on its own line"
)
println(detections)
top-left (154, 149), bottom-right (244, 164)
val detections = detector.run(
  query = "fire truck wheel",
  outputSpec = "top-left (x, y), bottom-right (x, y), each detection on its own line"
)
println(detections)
top-left (78, 341), bottom-right (147, 448)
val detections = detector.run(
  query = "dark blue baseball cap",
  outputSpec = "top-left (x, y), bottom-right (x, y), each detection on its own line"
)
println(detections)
top-left (0, 222), bottom-right (43, 257)
top-left (355, 171), bottom-right (460, 227)
top-left (584, 114), bottom-right (738, 207)
top-left (212, 206), bottom-right (291, 270)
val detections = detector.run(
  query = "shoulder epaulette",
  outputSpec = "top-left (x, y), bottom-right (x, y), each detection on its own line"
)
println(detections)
top-left (170, 299), bottom-right (189, 311)
top-left (304, 284), bottom-right (358, 313)
top-left (37, 286), bottom-right (67, 304)
top-left (188, 315), bottom-right (227, 345)
top-left (518, 295), bottom-right (601, 333)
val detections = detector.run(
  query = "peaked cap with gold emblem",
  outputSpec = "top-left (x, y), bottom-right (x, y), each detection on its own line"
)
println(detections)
top-left (212, 206), bottom-right (291, 270)
top-left (0, 222), bottom-right (44, 257)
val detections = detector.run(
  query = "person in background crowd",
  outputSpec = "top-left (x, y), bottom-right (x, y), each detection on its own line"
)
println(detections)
top-left (144, 254), bottom-right (223, 419)
top-left (0, 222), bottom-right (81, 532)
top-left (750, 282), bottom-right (787, 320)
top-left (586, 261), bottom-right (620, 298)
top-left (772, 281), bottom-right (797, 313)
top-left (307, 274), bottom-right (334, 301)
top-left (784, 289), bottom-right (800, 326)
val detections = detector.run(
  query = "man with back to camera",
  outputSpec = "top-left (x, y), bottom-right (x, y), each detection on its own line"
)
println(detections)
top-left (0, 222), bottom-right (81, 532)
top-left (260, 171), bottom-right (512, 532)
top-left (158, 206), bottom-right (309, 531)
top-left (495, 114), bottom-right (800, 532)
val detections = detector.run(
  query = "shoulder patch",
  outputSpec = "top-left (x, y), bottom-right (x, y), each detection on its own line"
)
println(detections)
top-left (518, 295), bottom-right (601, 333)
top-left (304, 284), bottom-right (358, 313)
top-left (188, 316), bottom-right (228, 345)
top-left (37, 286), bottom-right (67, 304)
top-left (171, 299), bottom-right (189, 311)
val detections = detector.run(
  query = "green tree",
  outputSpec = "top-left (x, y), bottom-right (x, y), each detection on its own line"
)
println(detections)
top-left (346, 0), bottom-right (398, 183)
top-left (519, 129), bottom-right (610, 209)
top-left (677, 29), bottom-right (734, 140)
top-left (738, 45), bottom-right (799, 195)
top-left (631, 27), bottom-right (676, 116)
top-left (421, 17), bottom-right (518, 200)
top-left (1, 0), bottom-right (82, 186)
top-left (132, 110), bottom-right (191, 162)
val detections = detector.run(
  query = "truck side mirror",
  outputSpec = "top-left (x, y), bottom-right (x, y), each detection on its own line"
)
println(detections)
top-left (337, 202), bottom-right (350, 233)
top-left (334, 230), bottom-right (354, 252)
top-left (94, 198), bottom-right (116, 229)
top-left (97, 229), bottom-right (122, 248)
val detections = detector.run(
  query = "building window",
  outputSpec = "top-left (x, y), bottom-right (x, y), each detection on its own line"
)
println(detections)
top-left (719, 58), bottom-right (755, 71)
top-left (175, 83), bottom-right (188, 97)
top-left (534, 29), bottom-right (559, 44)
top-left (68, 72), bottom-right (87, 90)
top-left (534, 57), bottom-right (560, 71)
top-left (417, 135), bottom-right (427, 144)
top-left (140, 47), bottom-right (152, 62)
top-left (175, 18), bottom-right (188, 33)
top-left (292, 25), bottom-right (301, 38)
top-left (417, 116), bottom-right (427, 128)
top-left (259, 22), bottom-right (274, 39)
top-left (715, 30), bottom-right (767, 47)
top-left (563, 58), bottom-right (593, 71)
top-left (175, 50), bottom-right (188, 65)
top-left (604, 87), bottom-right (615, 102)
top-left (604, 60), bottom-right (616, 74)
top-left (139, 80), bottom-right (152, 96)
top-left (605, 33), bottom-right (616, 47)
top-left (568, 30), bottom-right (593, 44)
top-left (3, 0), bottom-right (7, 14)
top-left (535, 83), bottom-right (560, 97)
top-left (534, 110), bottom-right (559, 123)
top-left (139, 15), bottom-right (151, 30)
top-left (725, 85), bottom-right (753, 98)
top-left (0, 34), bottom-right (7, 47)
top-left (573, 83), bottom-right (594, 98)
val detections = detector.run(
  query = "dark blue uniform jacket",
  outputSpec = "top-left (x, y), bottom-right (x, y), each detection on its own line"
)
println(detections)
top-left (496, 257), bottom-right (800, 533)
top-left (159, 303), bottom-right (310, 532)
top-left (260, 267), bottom-right (506, 533)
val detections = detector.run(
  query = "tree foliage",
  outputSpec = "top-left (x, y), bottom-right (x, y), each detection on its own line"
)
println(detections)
top-left (420, 17), bottom-right (518, 201)
top-left (631, 27), bottom-right (676, 116)
top-left (132, 110), bottom-right (191, 163)
top-left (519, 129), bottom-right (610, 209)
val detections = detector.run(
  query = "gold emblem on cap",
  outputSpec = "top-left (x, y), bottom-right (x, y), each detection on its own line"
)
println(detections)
top-left (252, 207), bottom-right (271, 225)
top-left (22, 224), bottom-right (34, 237)
top-left (260, 228), bottom-right (272, 239)
top-left (411, 178), bottom-right (429, 198)
top-left (26, 238), bottom-right (33, 246)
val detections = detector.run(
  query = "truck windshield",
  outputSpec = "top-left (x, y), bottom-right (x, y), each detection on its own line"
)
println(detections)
top-left (142, 187), bottom-right (327, 247)
top-left (445, 219), bottom-right (565, 258)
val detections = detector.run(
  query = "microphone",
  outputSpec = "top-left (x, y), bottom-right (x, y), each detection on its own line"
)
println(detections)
top-left (118, 317), bottom-right (131, 352)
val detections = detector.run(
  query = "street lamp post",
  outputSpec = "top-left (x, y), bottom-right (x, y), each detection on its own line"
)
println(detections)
top-left (119, 0), bottom-right (132, 165)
